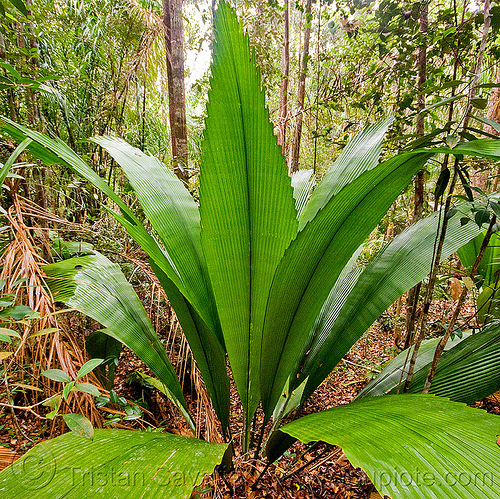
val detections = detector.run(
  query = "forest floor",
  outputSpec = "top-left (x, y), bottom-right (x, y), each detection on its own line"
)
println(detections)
top-left (1, 295), bottom-right (500, 499)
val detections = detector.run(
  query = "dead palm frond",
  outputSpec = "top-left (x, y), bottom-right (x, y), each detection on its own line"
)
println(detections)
top-left (116, 250), bottom-right (220, 441)
top-left (0, 183), bottom-right (102, 429)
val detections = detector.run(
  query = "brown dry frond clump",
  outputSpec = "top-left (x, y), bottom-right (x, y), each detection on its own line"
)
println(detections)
top-left (0, 185), bottom-right (102, 432)
top-left (118, 251), bottom-right (223, 442)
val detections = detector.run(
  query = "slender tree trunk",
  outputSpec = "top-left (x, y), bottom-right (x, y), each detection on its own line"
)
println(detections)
top-left (23, 0), bottom-right (40, 126)
top-left (406, 0), bottom-right (492, 391)
top-left (463, 0), bottom-right (491, 131)
top-left (16, 2), bottom-right (49, 218)
top-left (312, 1), bottom-right (322, 173)
top-left (25, 0), bottom-right (47, 214)
top-left (163, 0), bottom-right (189, 184)
top-left (404, 1), bottom-right (428, 348)
top-left (288, 0), bottom-right (312, 174)
top-left (412, 1), bottom-right (428, 222)
top-left (403, 165), bottom-right (458, 392)
top-left (486, 65), bottom-right (500, 190)
top-left (277, 0), bottom-right (289, 155)
top-left (485, 65), bottom-right (500, 135)
top-left (422, 217), bottom-right (495, 393)
top-left (466, 0), bottom-right (493, 190)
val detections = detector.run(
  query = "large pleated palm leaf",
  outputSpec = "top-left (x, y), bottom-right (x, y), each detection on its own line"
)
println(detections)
top-left (2, 3), bottom-right (500, 498)
top-left (357, 322), bottom-right (500, 403)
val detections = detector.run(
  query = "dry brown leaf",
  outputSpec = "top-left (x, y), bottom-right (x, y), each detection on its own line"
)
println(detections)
top-left (449, 277), bottom-right (462, 300)
top-left (0, 448), bottom-right (20, 472)
top-left (370, 492), bottom-right (391, 499)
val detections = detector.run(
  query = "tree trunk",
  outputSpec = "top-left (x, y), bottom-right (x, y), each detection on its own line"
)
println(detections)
top-left (312, 1), bottom-right (322, 173)
top-left (277, 0), bottom-right (289, 155)
top-left (485, 65), bottom-right (500, 135)
top-left (404, 1), bottom-right (428, 348)
top-left (16, 1), bottom-right (49, 218)
top-left (0, 31), bottom-right (17, 121)
top-left (163, 0), bottom-right (189, 184)
top-left (486, 65), bottom-right (500, 190)
top-left (288, 0), bottom-right (312, 174)
top-left (412, 1), bottom-right (428, 222)
top-left (16, 22), bottom-right (38, 126)
top-left (22, 0), bottom-right (40, 126)
top-left (407, 0), bottom-right (492, 389)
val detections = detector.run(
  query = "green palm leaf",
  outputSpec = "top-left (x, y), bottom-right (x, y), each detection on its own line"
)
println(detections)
top-left (280, 395), bottom-right (500, 499)
top-left (91, 137), bottom-right (218, 335)
top-left (358, 323), bottom-right (500, 403)
top-left (289, 248), bottom-right (364, 391)
top-left (292, 117), bottom-right (393, 223)
top-left (199, 2), bottom-right (298, 432)
top-left (424, 139), bottom-right (500, 159)
top-left (43, 252), bottom-right (194, 431)
top-left (89, 137), bottom-right (230, 428)
top-left (458, 231), bottom-right (500, 287)
top-left (297, 204), bottom-right (484, 403)
top-left (0, 118), bottom-right (184, 292)
top-left (0, 137), bottom-right (32, 185)
top-left (0, 429), bottom-right (228, 498)
top-left (260, 151), bottom-right (433, 417)
top-left (458, 231), bottom-right (500, 322)
top-left (357, 336), bottom-right (467, 399)
top-left (299, 117), bottom-right (394, 228)
top-left (291, 169), bottom-right (316, 218)
top-left (0, 117), bottom-right (135, 221)
top-left (458, 231), bottom-right (500, 284)
top-left (405, 324), bottom-right (500, 402)
top-left (151, 262), bottom-right (230, 429)
top-left (0, 120), bottom-right (231, 429)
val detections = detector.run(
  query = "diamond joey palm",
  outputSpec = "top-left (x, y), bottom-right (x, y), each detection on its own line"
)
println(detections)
top-left (1, 3), bottom-right (500, 498)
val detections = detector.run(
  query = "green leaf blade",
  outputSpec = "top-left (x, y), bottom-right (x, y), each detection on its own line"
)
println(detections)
top-left (5, 0), bottom-right (28, 16)
top-left (0, 137), bottom-right (32, 186)
top-left (74, 383), bottom-right (101, 397)
top-left (299, 117), bottom-right (394, 228)
top-left (77, 358), bottom-right (104, 379)
top-left (280, 395), bottom-right (500, 499)
top-left (298, 203), bottom-right (484, 403)
top-left (91, 137), bottom-right (219, 338)
top-left (291, 169), bottom-right (316, 218)
top-left (0, 429), bottom-right (228, 498)
top-left (0, 117), bottom-right (134, 219)
top-left (260, 152), bottom-right (432, 417)
top-left (403, 324), bottom-right (500, 403)
top-left (0, 328), bottom-right (21, 339)
top-left (43, 252), bottom-right (195, 432)
top-left (150, 261), bottom-right (230, 430)
top-left (62, 413), bottom-right (94, 440)
top-left (41, 369), bottom-right (71, 383)
top-left (199, 2), bottom-right (298, 427)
